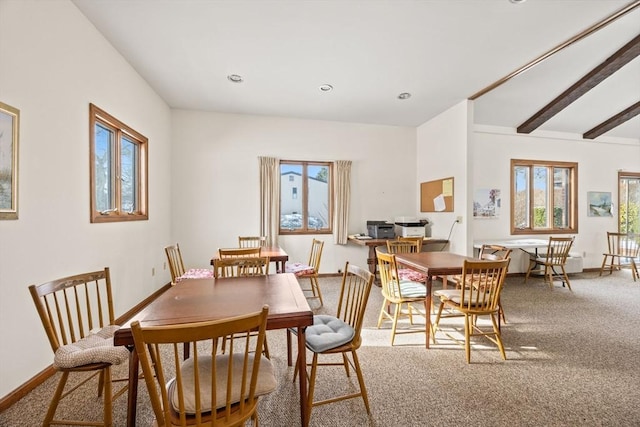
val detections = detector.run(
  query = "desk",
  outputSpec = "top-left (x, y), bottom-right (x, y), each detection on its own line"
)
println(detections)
top-left (394, 252), bottom-right (475, 349)
top-left (114, 273), bottom-right (313, 427)
top-left (210, 246), bottom-right (289, 273)
top-left (348, 237), bottom-right (449, 278)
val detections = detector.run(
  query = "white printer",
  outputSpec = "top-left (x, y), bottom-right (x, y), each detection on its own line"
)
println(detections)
top-left (394, 217), bottom-right (430, 238)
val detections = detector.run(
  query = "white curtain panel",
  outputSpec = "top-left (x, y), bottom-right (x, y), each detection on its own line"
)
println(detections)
top-left (333, 160), bottom-right (352, 244)
top-left (259, 156), bottom-right (280, 247)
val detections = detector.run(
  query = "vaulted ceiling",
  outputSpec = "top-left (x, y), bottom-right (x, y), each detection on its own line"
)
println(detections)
top-left (72, 0), bottom-right (640, 141)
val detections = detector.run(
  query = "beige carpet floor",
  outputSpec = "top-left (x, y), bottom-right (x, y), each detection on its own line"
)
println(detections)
top-left (2, 270), bottom-right (639, 426)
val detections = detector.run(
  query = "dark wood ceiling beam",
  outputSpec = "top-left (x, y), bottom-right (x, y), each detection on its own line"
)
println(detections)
top-left (583, 101), bottom-right (640, 139)
top-left (517, 33), bottom-right (640, 134)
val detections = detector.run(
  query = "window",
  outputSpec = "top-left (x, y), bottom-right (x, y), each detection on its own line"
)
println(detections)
top-left (280, 160), bottom-right (332, 234)
top-left (511, 159), bottom-right (577, 234)
top-left (619, 172), bottom-right (640, 234)
top-left (89, 104), bottom-right (148, 223)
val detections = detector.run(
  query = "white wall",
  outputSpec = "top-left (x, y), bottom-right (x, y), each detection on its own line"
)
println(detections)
top-left (472, 125), bottom-right (640, 271)
top-left (0, 0), bottom-right (172, 396)
top-left (416, 100), bottom-right (472, 255)
top-left (170, 110), bottom-right (417, 274)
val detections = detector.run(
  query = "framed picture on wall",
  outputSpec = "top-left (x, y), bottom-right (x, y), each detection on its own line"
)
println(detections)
top-left (474, 188), bottom-right (501, 219)
top-left (0, 101), bottom-right (19, 220)
top-left (587, 191), bottom-right (612, 217)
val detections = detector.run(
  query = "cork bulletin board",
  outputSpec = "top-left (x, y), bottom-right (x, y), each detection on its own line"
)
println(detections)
top-left (420, 177), bottom-right (454, 212)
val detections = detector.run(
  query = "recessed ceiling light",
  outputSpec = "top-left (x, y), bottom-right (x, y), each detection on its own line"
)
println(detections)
top-left (319, 84), bottom-right (333, 92)
top-left (398, 92), bottom-right (411, 100)
top-left (509, 0), bottom-right (526, 4)
top-left (227, 74), bottom-right (243, 83)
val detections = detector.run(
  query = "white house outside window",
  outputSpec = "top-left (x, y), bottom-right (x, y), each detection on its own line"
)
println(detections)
top-left (280, 161), bottom-right (332, 234)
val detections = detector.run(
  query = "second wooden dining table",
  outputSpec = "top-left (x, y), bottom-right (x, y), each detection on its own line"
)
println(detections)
top-left (393, 251), bottom-right (476, 349)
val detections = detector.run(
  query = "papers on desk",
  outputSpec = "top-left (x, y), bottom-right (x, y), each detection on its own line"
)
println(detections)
top-left (349, 234), bottom-right (372, 240)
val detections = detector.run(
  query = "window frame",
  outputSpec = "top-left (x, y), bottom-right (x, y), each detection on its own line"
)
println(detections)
top-left (279, 160), bottom-right (333, 235)
top-left (618, 171), bottom-right (640, 234)
top-left (510, 158), bottom-right (578, 235)
top-left (89, 103), bottom-right (148, 223)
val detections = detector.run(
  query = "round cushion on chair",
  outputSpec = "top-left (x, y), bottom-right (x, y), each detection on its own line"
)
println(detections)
top-left (305, 315), bottom-right (355, 353)
top-left (54, 325), bottom-right (130, 369)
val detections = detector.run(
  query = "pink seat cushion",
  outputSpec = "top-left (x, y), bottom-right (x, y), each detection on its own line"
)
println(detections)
top-left (285, 262), bottom-right (316, 277)
top-left (176, 268), bottom-right (214, 282)
top-left (398, 268), bottom-right (427, 283)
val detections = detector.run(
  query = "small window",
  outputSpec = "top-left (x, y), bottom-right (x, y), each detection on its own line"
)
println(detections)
top-left (89, 104), bottom-right (148, 223)
top-left (511, 159), bottom-right (577, 234)
top-left (280, 161), bottom-right (332, 234)
top-left (619, 172), bottom-right (640, 234)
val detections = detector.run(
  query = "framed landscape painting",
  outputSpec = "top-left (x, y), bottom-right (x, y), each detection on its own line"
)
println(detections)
top-left (0, 101), bottom-right (19, 220)
top-left (587, 191), bottom-right (612, 217)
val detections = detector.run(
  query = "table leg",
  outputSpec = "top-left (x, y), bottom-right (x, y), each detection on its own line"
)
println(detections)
top-left (297, 326), bottom-right (309, 426)
top-left (126, 347), bottom-right (139, 427)
top-left (425, 276), bottom-right (432, 349)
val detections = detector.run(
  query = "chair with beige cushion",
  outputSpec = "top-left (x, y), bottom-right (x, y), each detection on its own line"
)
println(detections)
top-left (525, 236), bottom-right (575, 290)
top-left (28, 267), bottom-right (130, 427)
top-left (165, 243), bottom-right (214, 284)
top-left (285, 239), bottom-right (324, 306)
top-left (238, 236), bottom-right (268, 248)
top-left (599, 232), bottom-right (640, 281)
top-left (287, 262), bottom-right (375, 424)
top-left (432, 259), bottom-right (510, 363)
top-left (131, 306), bottom-right (276, 427)
top-left (376, 249), bottom-right (428, 346)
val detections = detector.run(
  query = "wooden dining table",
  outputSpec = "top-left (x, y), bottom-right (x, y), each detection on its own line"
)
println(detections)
top-left (394, 251), bottom-right (476, 349)
top-left (211, 246), bottom-right (289, 273)
top-left (114, 273), bottom-right (313, 427)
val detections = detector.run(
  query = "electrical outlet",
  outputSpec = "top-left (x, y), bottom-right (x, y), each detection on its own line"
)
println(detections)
top-left (456, 216), bottom-right (463, 224)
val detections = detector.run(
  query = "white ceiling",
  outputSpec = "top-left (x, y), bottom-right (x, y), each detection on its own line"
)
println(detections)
top-left (71, 0), bottom-right (640, 140)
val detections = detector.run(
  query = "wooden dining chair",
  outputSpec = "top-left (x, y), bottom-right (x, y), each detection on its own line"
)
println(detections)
top-left (285, 239), bottom-right (324, 306)
top-left (432, 258), bottom-right (510, 363)
top-left (287, 263), bottom-right (375, 424)
top-left (213, 256), bottom-right (271, 358)
top-left (28, 267), bottom-right (130, 427)
top-left (525, 236), bottom-right (575, 290)
top-left (131, 306), bottom-right (277, 427)
top-left (218, 247), bottom-right (262, 258)
top-left (599, 232), bottom-right (640, 281)
top-left (386, 239), bottom-right (427, 283)
top-left (238, 236), bottom-right (268, 248)
top-left (213, 256), bottom-right (270, 278)
top-left (376, 249), bottom-right (428, 346)
top-left (165, 243), bottom-right (214, 284)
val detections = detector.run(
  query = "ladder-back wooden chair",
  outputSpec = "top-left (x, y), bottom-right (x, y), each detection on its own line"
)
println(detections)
top-left (287, 263), bottom-right (375, 424)
top-left (131, 306), bottom-right (277, 427)
top-left (218, 247), bottom-right (262, 258)
top-left (525, 236), bottom-right (575, 290)
top-left (599, 232), bottom-right (640, 281)
top-left (376, 249), bottom-right (428, 346)
top-left (28, 267), bottom-right (130, 427)
top-left (213, 256), bottom-right (270, 278)
top-left (386, 239), bottom-right (427, 283)
top-left (165, 243), bottom-right (214, 284)
top-left (433, 259), bottom-right (510, 363)
top-left (285, 239), bottom-right (324, 306)
top-left (238, 236), bottom-right (268, 248)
